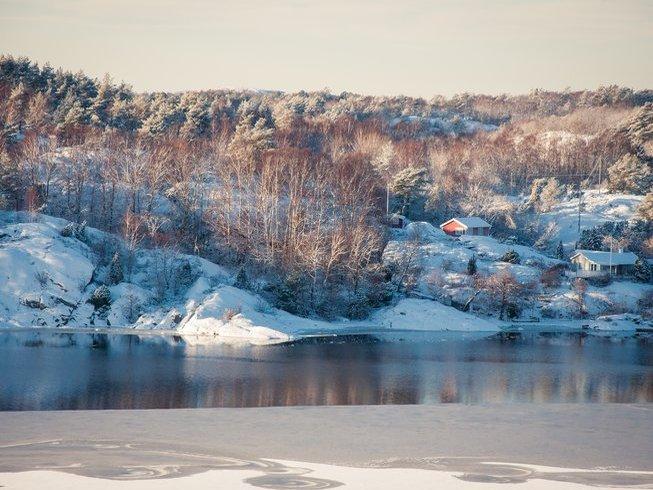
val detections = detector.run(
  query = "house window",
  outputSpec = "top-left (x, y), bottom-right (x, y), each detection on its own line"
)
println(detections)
top-left (590, 263), bottom-right (597, 271)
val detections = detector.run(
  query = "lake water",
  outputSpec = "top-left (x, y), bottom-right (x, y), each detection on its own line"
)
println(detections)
top-left (0, 329), bottom-right (651, 410)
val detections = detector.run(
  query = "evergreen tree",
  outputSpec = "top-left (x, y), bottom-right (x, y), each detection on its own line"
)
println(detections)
top-left (89, 285), bottom-right (111, 309)
top-left (390, 166), bottom-right (429, 218)
top-left (107, 252), bottom-right (124, 285)
top-left (607, 153), bottom-right (652, 194)
top-left (634, 256), bottom-right (651, 283)
top-left (467, 255), bottom-right (477, 275)
top-left (637, 192), bottom-right (653, 222)
top-left (234, 266), bottom-right (250, 289)
top-left (555, 241), bottom-right (565, 260)
top-left (539, 178), bottom-right (562, 212)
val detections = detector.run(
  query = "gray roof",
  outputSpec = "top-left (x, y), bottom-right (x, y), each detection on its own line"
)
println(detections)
top-left (571, 250), bottom-right (638, 266)
top-left (439, 217), bottom-right (491, 229)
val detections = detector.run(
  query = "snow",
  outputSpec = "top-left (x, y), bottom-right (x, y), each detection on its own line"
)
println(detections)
top-left (373, 298), bottom-right (500, 332)
top-left (540, 190), bottom-right (644, 247)
top-left (1, 211), bottom-right (649, 342)
top-left (459, 235), bottom-right (563, 268)
top-left (0, 462), bottom-right (644, 489)
top-left (0, 218), bottom-right (94, 328)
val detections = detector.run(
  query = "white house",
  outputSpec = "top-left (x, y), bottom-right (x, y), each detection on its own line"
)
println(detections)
top-left (569, 249), bottom-right (637, 277)
top-left (439, 217), bottom-right (491, 237)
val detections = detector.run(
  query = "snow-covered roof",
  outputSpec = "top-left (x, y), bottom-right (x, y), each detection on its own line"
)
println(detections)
top-left (570, 250), bottom-right (638, 266)
top-left (439, 217), bottom-right (491, 229)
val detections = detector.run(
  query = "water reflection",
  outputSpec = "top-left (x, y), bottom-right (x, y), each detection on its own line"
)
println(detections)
top-left (0, 330), bottom-right (651, 410)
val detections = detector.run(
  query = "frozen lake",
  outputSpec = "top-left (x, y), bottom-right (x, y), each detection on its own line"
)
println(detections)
top-left (0, 329), bottom-right (651, 410)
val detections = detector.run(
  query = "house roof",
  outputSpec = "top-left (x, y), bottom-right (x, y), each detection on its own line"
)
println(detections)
top-left (570, 250), bottom-right (638, 266)
top-left (439, 217), bottom-right (491, 229)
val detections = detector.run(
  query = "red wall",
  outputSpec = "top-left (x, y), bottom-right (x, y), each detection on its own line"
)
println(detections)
top-left (442, 222), bottom-right (464, 235)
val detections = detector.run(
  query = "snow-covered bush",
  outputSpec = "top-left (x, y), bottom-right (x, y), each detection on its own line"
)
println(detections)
top-left (500, 249), bottom-right (521, 264)
top-left (89, 285), bottom-right (111, 309)
top-left (60, 221), bottom-right (86, 241)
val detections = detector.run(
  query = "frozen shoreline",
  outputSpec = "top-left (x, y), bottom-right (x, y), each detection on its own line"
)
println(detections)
top-left (1, 405), bottom-right (651, 468)
top-left (0, 405), bottom-right (652, 488)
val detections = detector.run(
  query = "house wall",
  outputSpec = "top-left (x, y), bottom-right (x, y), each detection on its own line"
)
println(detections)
top-left (442, 222), bottom-right (465, 235)
top-left (571, 255), bottom-right (634, 276)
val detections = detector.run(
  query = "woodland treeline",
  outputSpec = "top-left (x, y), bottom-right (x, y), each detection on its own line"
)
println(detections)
top-left (1, 55), bottom-right (651, 317)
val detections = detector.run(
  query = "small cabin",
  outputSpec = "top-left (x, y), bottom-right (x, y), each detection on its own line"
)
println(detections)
top-left (439, 217), bottom-right (491, 237)
top-left (387, 213), bottom-right (408, 229)
top-left (569, 250), bottom-right (637, 277)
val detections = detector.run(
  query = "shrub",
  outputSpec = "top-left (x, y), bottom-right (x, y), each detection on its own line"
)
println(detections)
top-left (506, 302), bottom-right (521, 319)
top-left (107, 252), bottom-right (124, 285)
top-left (500, 249), bottom-right (521, 264)
top-left (222, 306), bottom-right (241, 321)
top-left (467, 255), bottom-right (477, 275)
top-left (540, 265), bottom-right (564, 288)
top-left (60, 221), bottom-right (86, 241)
top-left (89, 285), bottom-right (111, 309)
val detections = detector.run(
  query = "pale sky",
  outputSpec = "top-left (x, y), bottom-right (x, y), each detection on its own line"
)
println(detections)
top-left (1, 0), bottom-right (651, 96)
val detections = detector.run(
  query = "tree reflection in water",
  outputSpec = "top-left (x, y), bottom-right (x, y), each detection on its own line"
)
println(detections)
top-left (0, 330), bottom-right (651, 410)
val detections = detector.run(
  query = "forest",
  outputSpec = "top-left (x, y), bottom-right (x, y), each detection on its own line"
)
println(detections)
top-left (1, 54), bottom-right (652, 319)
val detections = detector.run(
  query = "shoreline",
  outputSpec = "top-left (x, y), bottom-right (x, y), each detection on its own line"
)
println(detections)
top-left (1, 405), bottom-right (651, 471)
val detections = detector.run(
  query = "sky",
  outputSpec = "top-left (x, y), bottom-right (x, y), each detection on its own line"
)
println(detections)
top-left (0, 0), bottom-right (652, 97)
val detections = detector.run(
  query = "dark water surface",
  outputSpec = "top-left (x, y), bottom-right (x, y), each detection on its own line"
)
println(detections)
top-left (0, 329), bottom-right (651, 410)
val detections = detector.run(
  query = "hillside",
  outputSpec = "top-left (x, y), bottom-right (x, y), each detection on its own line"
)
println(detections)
top-left (1, 204), bottom-right (650, 343)
top-left (0, 212), bottom-right (507, 343)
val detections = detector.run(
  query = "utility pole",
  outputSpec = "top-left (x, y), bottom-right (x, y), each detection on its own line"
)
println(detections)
top-left (386, 183), bottom-right (390, 215)
top-left (577, 181), bottom-right (583, 237)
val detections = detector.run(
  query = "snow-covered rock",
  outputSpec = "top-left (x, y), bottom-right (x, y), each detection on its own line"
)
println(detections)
top-left (0, 218), bottom-right (94, 327)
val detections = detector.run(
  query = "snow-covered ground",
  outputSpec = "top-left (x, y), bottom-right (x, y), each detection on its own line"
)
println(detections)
top-left (382, 217), bottom-right (652, 331)
top-left (1, 208), bottom-right (650, 343)
top-left (0, 212), bottom-right (503, 344)
top-left (540, 190), bottom-right (644, 247)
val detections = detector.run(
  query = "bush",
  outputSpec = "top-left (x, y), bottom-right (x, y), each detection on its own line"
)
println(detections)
top-left (467, 255), bottom-right (477, 275)
top-left (500, 249), bottom-right (521, 264)
top-left (89, 285), bottom-right (111, 309)
top-left (506, 302), bottom-right (521, 319)
top-left (540, 265), bottom-right (564, 288)
top-left (60, 221), bottom-right (86, 241)
top-left (222, 306), bottom-right (241, 321)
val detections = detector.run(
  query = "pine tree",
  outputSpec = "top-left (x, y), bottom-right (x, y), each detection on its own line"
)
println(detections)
top-left (539, 178), bottom-right (562, 212)
top-left (234, 266), bottom-right (250, 289)
top-left (637, 192), bottom-right (653, 222)
top-left (607, 153), bottom-right (652, 194)
top-left (390, 167), bottom-right (430, 218)
top-left (634, 257), bottom-right (651, 283)
top-left (107, 252), bottom-right (124, 285)
top-left (467, 255), bottom-right (477, 275)
top-left (555, 241), bottom-right (565, 260)
top-left (89, 285), bottom-right (111, 309)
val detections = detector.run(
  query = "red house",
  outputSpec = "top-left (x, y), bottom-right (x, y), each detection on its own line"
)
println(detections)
top-left (439, 217), bottom-right (491, 237)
